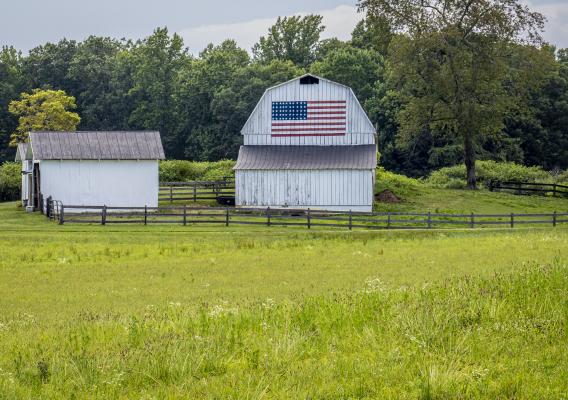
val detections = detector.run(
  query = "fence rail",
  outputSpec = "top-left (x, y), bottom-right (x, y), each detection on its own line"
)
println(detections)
top-left (488, 180), bottom-right (568, 197)
top-left (46, 201), bottom-right (568, 231)
top-left (159, 178), bottom-right (235, 203)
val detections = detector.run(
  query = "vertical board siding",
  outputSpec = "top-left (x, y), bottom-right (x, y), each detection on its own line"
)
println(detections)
top-left (236, 170), bottom-right (374, 212)
top-left (242, 77), bottom-right (376, 146)
top-left (40, 160), bottom-right (160, 211)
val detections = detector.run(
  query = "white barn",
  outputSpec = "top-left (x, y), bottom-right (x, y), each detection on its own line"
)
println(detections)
top-left (16, 131), bottom-right (165, 211)
top-left (235, 74), bottom-right (377, 212)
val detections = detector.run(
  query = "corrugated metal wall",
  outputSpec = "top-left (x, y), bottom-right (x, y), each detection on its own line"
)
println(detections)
top-left (236, 170), bottom-right (374, 212)
top-left (241, 77), bottom-right (376, 146)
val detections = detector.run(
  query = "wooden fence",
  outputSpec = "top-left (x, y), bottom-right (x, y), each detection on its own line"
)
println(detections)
top-left (159, 178), bottom-right (235, 203)
top-left (488, 181), bottom-right (568, 197)
top-left (47, 202), bottom-right (568, 230)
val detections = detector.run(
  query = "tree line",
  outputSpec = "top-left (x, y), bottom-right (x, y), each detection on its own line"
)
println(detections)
top-left (0, 0), bottom-right (566, 185)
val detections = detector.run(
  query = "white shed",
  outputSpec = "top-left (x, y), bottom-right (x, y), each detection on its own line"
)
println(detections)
top-left (235, 74), bottom-right (377, 212)
top-left (17, 131), bottom-right (165, 211)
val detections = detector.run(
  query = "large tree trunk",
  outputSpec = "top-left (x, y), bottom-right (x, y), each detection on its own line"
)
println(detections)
top-left (464, 131), bottom-right (476, 189)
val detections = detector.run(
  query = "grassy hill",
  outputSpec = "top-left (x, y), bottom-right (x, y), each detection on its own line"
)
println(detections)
top-left (374, 169), bottom-right (568, 214)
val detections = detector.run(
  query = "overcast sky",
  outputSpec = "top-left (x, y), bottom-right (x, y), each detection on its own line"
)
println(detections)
top-left (1, 0), bottom-right (567, 54)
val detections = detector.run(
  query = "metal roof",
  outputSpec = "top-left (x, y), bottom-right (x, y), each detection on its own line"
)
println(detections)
top-left (234, 145), bottom-right (377, 170)
top-left (14, 143), bottom-right (28, 162)
top-left (29, 131), bottom-right (165, 160)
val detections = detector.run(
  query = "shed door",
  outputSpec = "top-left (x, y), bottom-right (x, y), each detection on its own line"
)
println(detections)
top-left (33, 163), bottom-right (41, 210)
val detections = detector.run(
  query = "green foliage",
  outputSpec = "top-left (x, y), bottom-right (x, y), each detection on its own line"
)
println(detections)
top-left (427, 161), bottom-right (552, 188)
top-left (253, 15), bottom-right (325, 67)
top-left (375, 167), bottom-right (422, 199)
top-left (0, 162), bottom-right (20, 201)
top-left (159, 160), bottom-right (235, 182)
top-left (8, 89), bottom-right (80, 145)
top-left (0, 9), bottom-right (566, 176)
top-left (311, 46), bottom-right (383, 103)
top-left (0, 47), bottom-right (24, 161)
top-left (359, 0), bottom-right (551, 187)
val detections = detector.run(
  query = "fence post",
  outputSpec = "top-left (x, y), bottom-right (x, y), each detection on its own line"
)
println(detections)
top-left (387, 212), bottom-right (391, 229)
top-left (144, 205), bottom-right (148, 225)
top-left (225, 207), bottom-right (230, 227)
top-left (267, 207), bottom-right (271, 227)
top-left (470, 212), bottom-right (475, 229)
top-left (553, 211), bottom-right (557, 227)
top-left (427, 212), bottom-right (432, 229)
top-left (59, 205), bottom-right (65, 225)
top-left (307, 208), bottom-right (311, 229)
top-left (183, 205), bottom-right (187, 226)
top-left (193, 183), bottom-right (197, 202)
top-left (510, 213), bottom-right (514, 228)
top-left (349, 210), bottom-right (353, 231)
top-left (102, 205), bottom-right (107, 226)
top-left (169, 185), bottom-right (173, 203)
top-left (553, 184), bottom-right (557, 197)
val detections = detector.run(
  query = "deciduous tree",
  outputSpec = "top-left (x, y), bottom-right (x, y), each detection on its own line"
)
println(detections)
top-left (253, 15), bottom-right (325, 68)
top-left (8, 89), bottom-right (80, 145)
top-left (359, 0), bottom-right (548, 188)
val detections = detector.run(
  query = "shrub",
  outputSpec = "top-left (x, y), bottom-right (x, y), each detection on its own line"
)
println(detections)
top-left (375, 167), bottom-right (422, 198)
top-left (159, 160), bottom-right (235, 182)
top-left (0, 162), bottom-right (21, 202)
top-left (427, 161), bottom-right (552, 189)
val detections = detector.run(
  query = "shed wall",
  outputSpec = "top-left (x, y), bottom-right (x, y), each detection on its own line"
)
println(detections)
top-left (242, 78), bottom-right (375, 146)
top-left (39, 160), bottom-right (159, 210)
top-left (236, 169), bottom-right (374, 212)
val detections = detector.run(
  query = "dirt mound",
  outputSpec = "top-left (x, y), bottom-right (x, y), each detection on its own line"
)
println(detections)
top-left (375, 189), bottom-right (401, 203)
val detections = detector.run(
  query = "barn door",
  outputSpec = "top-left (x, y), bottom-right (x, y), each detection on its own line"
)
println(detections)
top-left (33, 163), bottom-right (41, 210)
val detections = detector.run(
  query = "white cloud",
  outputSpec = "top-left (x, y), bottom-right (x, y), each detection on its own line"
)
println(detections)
top-left (529, 1), bottom-right (568, 48)
top-left (178, 5), bottom-right (363, 55)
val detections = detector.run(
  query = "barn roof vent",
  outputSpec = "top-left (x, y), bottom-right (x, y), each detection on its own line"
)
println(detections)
top-left (300, 75), bottom-right (319, 85)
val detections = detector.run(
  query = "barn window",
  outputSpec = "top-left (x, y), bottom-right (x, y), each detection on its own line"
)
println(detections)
top-left (300, 75), bottom-right (319, 85)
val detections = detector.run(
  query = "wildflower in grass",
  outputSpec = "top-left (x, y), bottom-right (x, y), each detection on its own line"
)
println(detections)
top-left (363, 278), bottom-right (388, 293)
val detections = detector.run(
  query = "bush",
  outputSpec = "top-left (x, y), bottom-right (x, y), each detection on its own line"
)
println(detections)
top-left (159, 160), bottom-right (235, 182)
top-left (427, 161), bottom-right (552, 189)
top-left (0, 162), bottom-right (21, 202)
top-left (375, 167), bottom-right (422, 198)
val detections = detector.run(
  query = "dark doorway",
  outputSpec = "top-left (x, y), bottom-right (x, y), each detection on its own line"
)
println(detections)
top-left (33, 163), bottom-right (41, 210)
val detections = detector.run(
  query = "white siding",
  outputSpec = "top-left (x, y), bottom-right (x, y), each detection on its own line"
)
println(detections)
top-left (241, 76), bottom-right (376, 146)
top-left (39, 160), bottom-right (159, 210)
top-left (236, 170), bottom-right (374, 212)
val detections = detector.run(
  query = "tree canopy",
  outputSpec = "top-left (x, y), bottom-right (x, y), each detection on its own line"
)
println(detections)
top-left (8, 89), bottom-right (80, 145)
top-left (358, 0), bottom-right (550, 188)
top-left (0, 12), bottom-right (566, 177)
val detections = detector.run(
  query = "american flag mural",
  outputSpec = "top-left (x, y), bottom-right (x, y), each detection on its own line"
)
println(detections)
top-left (271, 100), bottom-right (347, 137)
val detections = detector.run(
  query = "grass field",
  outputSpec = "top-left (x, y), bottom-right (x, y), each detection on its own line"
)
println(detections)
top-left (0, 192), bottom-right (567, 398)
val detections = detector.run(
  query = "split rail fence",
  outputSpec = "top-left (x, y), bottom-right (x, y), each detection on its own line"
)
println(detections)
top-left (46, 201), bottom-right (568, 231)
top-left (488, 181), bottom-right (568, 197)
top-left (159, 178), bottom-right (235, 203)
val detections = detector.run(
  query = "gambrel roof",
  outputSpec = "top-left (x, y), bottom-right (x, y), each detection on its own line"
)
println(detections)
top-left (27, 131), bottom-right (165, 160)
top-left (241, 74), bottom-right (376, 138)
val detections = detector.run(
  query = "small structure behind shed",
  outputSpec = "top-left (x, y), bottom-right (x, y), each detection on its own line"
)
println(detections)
top-left (17, 131), bottom-right (165, 211)
top-left (235, 74), bottom-right (377, 212)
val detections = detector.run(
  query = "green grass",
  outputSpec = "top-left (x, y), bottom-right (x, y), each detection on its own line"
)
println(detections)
top-left (374, 170), bottom-right (568, 214)
top-left (0, 199), bottom-right (567, 398)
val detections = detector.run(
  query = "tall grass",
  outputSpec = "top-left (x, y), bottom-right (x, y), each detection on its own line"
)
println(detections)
top-left (1, 260), bottom-right (566, 398)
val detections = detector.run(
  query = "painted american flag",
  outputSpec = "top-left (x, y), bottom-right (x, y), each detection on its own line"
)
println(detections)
top-left (271, 100), bottom-right (347, 137)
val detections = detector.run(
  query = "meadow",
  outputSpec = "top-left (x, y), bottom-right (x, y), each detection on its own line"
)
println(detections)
top-left (0, 197), bottom-right (567, 398)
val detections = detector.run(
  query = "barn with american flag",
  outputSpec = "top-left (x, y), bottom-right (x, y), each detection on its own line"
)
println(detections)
top-left (235, 74), bottom-right (377, 212)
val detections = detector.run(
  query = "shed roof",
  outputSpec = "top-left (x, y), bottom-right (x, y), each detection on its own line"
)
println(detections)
top-left (28, 131), bottom-right (165, 160)
top-left (14, 143), bottom-right (28, 162)
top-left (234, 145), bottom-right (377, 170)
